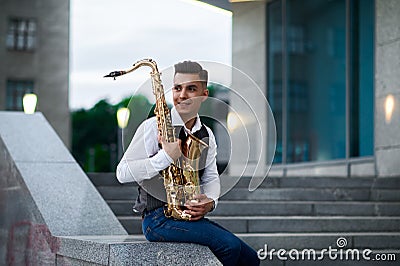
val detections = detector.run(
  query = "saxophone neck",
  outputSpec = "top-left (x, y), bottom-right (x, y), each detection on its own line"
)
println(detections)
top-left (131, 58), bottom-right (159, 74)
top-left (103, 58), bottom-right (160, 79)
top-left (104, 58), bottom-right (174, 141)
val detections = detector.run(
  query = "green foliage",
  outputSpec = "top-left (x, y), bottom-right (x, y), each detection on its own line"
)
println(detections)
top-left (71, 95), bottom-right (153, 172)
top-left (71, 84), bottom-right (226, 172)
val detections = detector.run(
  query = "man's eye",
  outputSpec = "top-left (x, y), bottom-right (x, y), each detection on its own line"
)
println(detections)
top-left (174, 86), bottom-right (181, 91)
top-left (188, 86), bottom-right (197, 91)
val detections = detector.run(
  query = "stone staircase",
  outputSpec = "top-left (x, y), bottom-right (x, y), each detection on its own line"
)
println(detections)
top-left (88, 173), bottom-right (400, 265)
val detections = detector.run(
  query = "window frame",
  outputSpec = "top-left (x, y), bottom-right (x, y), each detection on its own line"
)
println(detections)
top-left (6, 17), bottom-right (37, 52)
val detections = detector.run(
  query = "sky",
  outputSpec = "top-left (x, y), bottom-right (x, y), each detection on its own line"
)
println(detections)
top-left (70, 0), bottom-right (232, 110)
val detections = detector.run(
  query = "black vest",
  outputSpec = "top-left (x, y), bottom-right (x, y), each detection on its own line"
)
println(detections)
top-left (133, 124), bottom-right (210, 214)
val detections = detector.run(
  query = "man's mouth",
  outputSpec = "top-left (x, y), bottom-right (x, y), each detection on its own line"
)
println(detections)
top-left (178, 100), bottom-right (192, 106)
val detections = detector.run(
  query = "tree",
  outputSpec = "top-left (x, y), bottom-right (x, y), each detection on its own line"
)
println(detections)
top-left (71, 95), bottom-right (153, 172)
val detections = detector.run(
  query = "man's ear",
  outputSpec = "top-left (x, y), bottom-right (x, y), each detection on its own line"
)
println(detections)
top-left (201, 89), bottom-right (209, 102)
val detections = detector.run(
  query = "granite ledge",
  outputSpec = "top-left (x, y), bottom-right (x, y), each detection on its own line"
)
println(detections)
top-left (56, 235), bottom-right (222, 266)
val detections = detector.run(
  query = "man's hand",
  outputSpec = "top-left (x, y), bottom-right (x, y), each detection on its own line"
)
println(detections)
top-left (185, 194), bottom-right (215, 221)
top-left (159, 135), bottom-right (181, 161)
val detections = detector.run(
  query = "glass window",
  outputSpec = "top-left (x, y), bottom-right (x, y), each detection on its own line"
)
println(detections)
top-left (6, 80), bottom-right (35, 111)
top-left (286, 0), bottom-right (346, 162)
top-left (6, 18), bottom-right (37, 51)
top-left (350, 0), bottom-right (374, 157)
top-left (267, 0), bottom-right (283, 163)
top-left (267, 0), bottom-right (374, 164)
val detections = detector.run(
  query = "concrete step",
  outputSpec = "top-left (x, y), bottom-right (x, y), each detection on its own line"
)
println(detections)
top-left (97, 186), bottom-right (138, 201)
top-left (96, 186), bottom-right (400, 202)
top-left (118, 216), bottom-right (400, 234)
top-left (116, 232), bottom-right (400, 249)
top-left (231, 176), bottom-right (400, 189)
top-left (241, 232), bottom-right (400, 266)
top-left (108, 200), bottom-right (400, 217)
top-left (221, 188), bottom-right (400, 202)
top-left (87, 173), bottom-right (400, 190)
top-left (237, 232), bottom-right (400, 250)
top-left (124, 235), bottom-right (400, 266)
top-left (87, 172), bottom-right (131, 186)
top-left (212, 201), bottom-right (400, 217)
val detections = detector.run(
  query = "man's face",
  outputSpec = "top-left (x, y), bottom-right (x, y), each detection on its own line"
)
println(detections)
top-left (173, 73), bottom-right (208, 120)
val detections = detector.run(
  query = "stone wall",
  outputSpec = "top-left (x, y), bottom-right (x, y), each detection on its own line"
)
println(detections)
top-left (375, 0), bottom-right (400, 177)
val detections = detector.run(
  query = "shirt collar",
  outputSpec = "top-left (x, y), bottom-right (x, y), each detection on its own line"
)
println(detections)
top-left (171, 107), bottom-right (202, 133)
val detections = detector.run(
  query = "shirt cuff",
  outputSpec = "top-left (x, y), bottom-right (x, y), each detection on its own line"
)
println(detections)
top-left (150, 149), bottom-right (174, 171)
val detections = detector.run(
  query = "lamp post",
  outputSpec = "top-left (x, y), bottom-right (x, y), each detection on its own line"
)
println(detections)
top-left (23, 93), bottom-right (37, 114)
top-left (116, 107), bottom-right (130, 161)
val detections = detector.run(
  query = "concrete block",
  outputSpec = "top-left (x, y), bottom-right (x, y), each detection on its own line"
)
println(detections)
top-left (87, 172), bottom-right (135, 186)
top-left (353, 233), bottom-right (400, 249)
top-left (376, 148), bottom-right (400, 177)
top-left (350, 162), bottom-right (376, 177)
top-left (279, 177), bottom-right (373, 188)
top-left (314, 202), bottom-right (376, 216)
top-left (210, 202), bottom-right (313, 216)
top-left (56, 235), bottom-right (222, 266)
top-left (376, 0), bottom-right (400, 45)
top-left (210, 217), bottom-right (248, 233)
top-left (57, 236), bottom-right (110, 265)
top-left (16, 161), bottom-right (126, 236)
top-left (376, 203), bottom-right (400, 216)
top-left (238, 233), bottom-right (354, 250)
top-left (221, 188), bottom-right (370, 201)
top-left (97, 186), bottom-right (138, 201)
top-left (57, 255), bottom-right (102, 266)
top-left (109, 242), bottom-right (222, 266)
top-left (371, 189), bottom-right (400, 201)
top-left (0, 112), bottom-right (74, 163)
top-left (0, 111), bottom-right (127, 265)
top-left (286, 164), bottom-right (347, 177)
top-left (108, 201), bottom-right (137, 216)
top-left (373, 177), bottom-right (400, 188)
top-left (248, 217), bottom-right (400, 233)
top-left (375, 94), bottom-right (400, 148)
top-left (119, 217), bottom-right (143, 235)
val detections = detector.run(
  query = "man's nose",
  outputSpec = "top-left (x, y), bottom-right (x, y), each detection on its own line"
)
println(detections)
top-left (179, 88), bottom-right (188, 98)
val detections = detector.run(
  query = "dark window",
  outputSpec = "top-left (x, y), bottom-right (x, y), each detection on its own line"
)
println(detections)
top-left (267, 0), bottom-right (374, 164)
top-left (6, 18), bottom-right (37, 51)
top-left (6, 80), bottom-right (35, 111)
top-left (350, 0), bottom-right (374, 157)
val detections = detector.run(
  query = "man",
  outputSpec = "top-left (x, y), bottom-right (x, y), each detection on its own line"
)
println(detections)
top-left (116, 61), bottom-right (259, 265)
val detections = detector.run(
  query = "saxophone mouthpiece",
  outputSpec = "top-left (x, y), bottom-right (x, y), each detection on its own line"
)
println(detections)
top-left (104, 71), bottom-right (126, 80)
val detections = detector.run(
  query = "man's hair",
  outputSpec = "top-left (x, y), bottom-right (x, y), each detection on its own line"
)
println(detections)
top-left (174, 61), bottom-right (208, 85)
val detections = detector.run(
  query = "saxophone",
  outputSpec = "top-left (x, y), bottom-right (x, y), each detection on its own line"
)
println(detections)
top-left (105, 58), bottom-right (208, 220)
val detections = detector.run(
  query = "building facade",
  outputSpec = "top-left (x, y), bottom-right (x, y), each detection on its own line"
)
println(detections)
top-left (0, 0), bottom-right (70, 147)
top-left (203, 0), bottom-right (400, 177)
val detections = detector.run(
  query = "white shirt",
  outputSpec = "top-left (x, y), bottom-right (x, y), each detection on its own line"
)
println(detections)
top-left (116, 107), bottom-right (220, 206)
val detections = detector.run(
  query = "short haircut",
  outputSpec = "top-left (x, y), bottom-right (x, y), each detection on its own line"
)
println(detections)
top-left (174, 61), bottom-right (208, 85)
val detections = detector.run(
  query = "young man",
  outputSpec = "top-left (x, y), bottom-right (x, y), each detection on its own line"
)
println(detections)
top-left (116, 61), bottom-right (259, 265)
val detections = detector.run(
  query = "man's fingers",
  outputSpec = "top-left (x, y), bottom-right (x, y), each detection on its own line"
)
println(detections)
top-left (193, 194), bottom-right (207, 200)
top-left (186, 204), bottom-right (204, 211)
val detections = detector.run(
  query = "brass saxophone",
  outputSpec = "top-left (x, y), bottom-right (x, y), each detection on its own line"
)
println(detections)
top-left (105, 58), bottom-right (208, 220)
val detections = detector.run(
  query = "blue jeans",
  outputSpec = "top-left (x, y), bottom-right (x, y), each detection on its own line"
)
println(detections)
top-left (142, 207), bottom-right (260, 266)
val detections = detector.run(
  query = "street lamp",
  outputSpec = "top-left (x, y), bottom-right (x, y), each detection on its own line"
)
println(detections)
top-left (23, 93), bottom-right (37, 114)
top-left (116, 107), bottom-right (130, 161)
top-left (227, 111), bottom-right (241, 133)
top-left (385, 94), bottom-right (395, 124)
